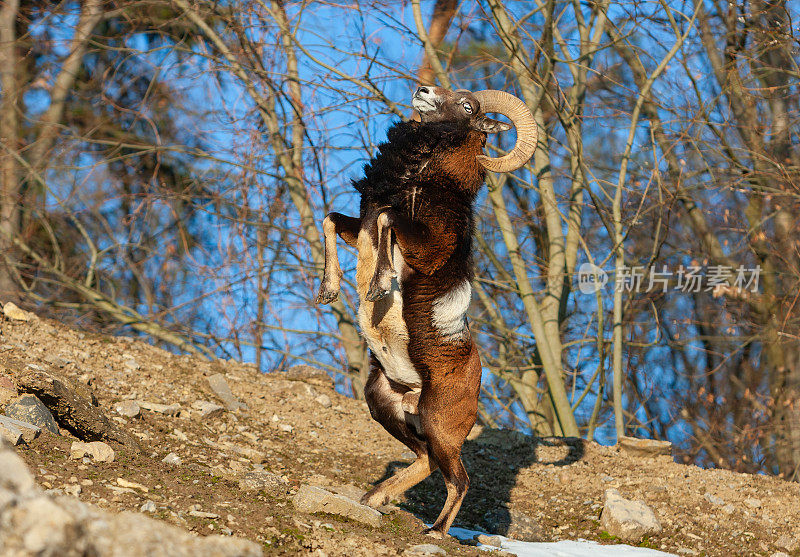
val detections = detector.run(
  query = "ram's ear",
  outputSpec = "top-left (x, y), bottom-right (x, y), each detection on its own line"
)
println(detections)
top-left (475, 116), bottom-right (512, 134)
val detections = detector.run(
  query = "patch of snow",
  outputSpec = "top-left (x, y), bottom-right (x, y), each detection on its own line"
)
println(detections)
top-left (448, 527), bottom-right (678, 557)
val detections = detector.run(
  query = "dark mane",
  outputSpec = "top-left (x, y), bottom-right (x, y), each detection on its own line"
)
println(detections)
top-left (352, 120), bottom-right (476, 200)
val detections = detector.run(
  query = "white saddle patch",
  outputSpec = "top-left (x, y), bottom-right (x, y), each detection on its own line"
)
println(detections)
top-left (432, 279), bottom-right (471, 339)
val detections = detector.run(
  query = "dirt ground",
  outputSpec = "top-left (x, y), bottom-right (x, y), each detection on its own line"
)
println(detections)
top-left (1, 313), bottom-right (799, 556)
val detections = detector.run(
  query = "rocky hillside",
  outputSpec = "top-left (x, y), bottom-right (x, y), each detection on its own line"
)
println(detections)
top-left (0, 304), bottom-right (799, 556)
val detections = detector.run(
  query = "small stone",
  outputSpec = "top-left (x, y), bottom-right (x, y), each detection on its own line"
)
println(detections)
top-left (70, 441), bottom-right (115, 463)
top-left (238, 470), bottom-right (288, 494)
top-left (123, 359), bottom-right (140, 371)
top-left (114, 400), bottom-right (141, 418)
top-left (283, 365), bottom-right (335, 389)
top-left (404, 544), bottom-right (446, 555)
top-left (63, 484), bottom-right (81, 497)
top-left (4, 394), bottom-right (60, 435)
top-left (704, 493), bottom-right (725, 506)
top-left (475, 533), bottom-right (503, 547)
top-left (162, 452), bottom-right (182, 466)
top-left (189, 510), bottom-right (220, 519)
top-left (601, 475), bottom-right (615, 482)
top-left (618, 436), bottom-right (672, 457)
top-left (207, 374), bottom-right (246, 411)
top-left (140, 500), bottom-right (157, 513)
top-left (279, 424), bottom-right (293, 433)
top-left (292, 485), bottom-right (381, 527)
top-left (744, 498), bottom-right (762, 509)
top-left (3, 302), bottom-right (33, 321)
top-left (772, 553), bottom-right (790, 557)
top-left (314, 394), bottom-right (332, 408)
top-left (600, 488), bottom-right (662, 542)
top-left (137, 401), bottom-right (181, 416)
top-left (192, 400), bottom-right (225, 419)
top-left (117, 478), bottom-right (148, 492)
top-left (722, 504), bottom-right (736, 514)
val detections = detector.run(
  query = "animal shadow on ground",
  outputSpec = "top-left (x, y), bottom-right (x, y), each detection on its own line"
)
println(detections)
top-left (371, 427), bottom-right (585, 537)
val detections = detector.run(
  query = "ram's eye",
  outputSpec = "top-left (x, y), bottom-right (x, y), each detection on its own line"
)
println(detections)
top-left (463, 102), bottom-right (473, 114)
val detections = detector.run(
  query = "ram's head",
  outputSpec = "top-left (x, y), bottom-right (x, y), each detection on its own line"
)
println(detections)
top-left (412, 86), bottom-right (539, 173)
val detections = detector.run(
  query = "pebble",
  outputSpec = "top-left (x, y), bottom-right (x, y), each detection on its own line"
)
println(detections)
top-left (137, 401), bottom-right (181, 416)
top-left (140, 501), bottom-right (157, 513)
top-left (63, 484), bottom-right (81, 497)
top-left (704, 493), bottom-right (725, 506)
top-left (207, 374), bottom-right (246, 411)
top-left (744, 498), bottom-right (762, 509)
top-left (292, 485), bottom-right (381, 527)
top-left (189, 510), bottom-right (220, 519)
top-left (162, 453), bottom-right (182, 466)
top-left (2, 302), bottom-right (33, 321)
top-left (70, 441), bottom-right (115, 463)
top-left (600, 488), bottom-right (662, 542)
top-left (117, 478), bottom-right (148, 492)
top-left (192, 400), bottom-right (225, 419)
top-left (475, 533), bottom-right (503, 547)
top-left (123, 359), bottom-right (140, 371)
top-left (314, 394), bottom-right (332, 408)
top-left (279, 424), bottom-right (293, 433)
top-left (114, 400), bottom-right (141, 418)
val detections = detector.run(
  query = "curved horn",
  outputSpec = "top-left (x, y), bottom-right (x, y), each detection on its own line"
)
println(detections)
top-left (472, 90), bottom-right (539, 173)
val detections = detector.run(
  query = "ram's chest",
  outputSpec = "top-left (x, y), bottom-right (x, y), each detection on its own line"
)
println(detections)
top-left (355, 230), bottom-right (421, 388)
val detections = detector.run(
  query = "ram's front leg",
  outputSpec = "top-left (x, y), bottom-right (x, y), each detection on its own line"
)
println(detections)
top-left (316, 212), bottom-right (361, 305)
top-left (365, 212), bottom-right (398, 301)
top-left (372, 209), bottom-right (455, 277)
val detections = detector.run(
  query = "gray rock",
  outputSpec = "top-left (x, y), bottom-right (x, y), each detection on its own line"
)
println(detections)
top-left (315, 394), bottom-right (332, 408)
top-left (114, 400), bottom-right (141, 418)
top-left (704, 493), bottom-right (725, 506)
top-left (238, 471), bottom-right (288, 494)
top-left (162, 452), bottom-right (182, 466)
top-left (600, 488), bottom-right (662, 542)
top-left (404, 544), bottom-right (446, 555)
top-left (4, 394), bottom-right (60, 435)
top-left (0, 419), bottom-right (23, 445)
top-left (192, 400), bottom-right (225, 419)
top-left (140, 500), bottom-right (157, 513)
top-left (292, 485), bottom-right (381, 527)
top-left (0, 416), bottom-right (42, 443)
top-left (0, 445), bottom-right (263, 556)
top-left (138, 400), bottom-right (181, 416)
top-left (207, 374), bottom-right (247, 411)
top-left (482, 508), bottom-right (541, 541)
top-left (70, 441), bottom-right (115, 463)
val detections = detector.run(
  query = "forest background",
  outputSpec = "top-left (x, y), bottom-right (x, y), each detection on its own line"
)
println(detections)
top-left (1, 0), bottom-right (799, 481)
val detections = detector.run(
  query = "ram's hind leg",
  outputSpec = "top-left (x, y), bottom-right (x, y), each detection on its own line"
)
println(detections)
top-left (421, 346), bottom-right (481, 538)
top-left (316, 212), bottom-right (361, 305)
top-left (366, 212), bottom-right (397, 301)
top-left (362, 357), bottom-right (436, 507)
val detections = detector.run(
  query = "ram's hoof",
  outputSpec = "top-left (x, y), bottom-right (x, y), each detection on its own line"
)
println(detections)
top-left (365, 282), bottom-right (390, 302)
top-left (423, 528), bottom-right (445, 539)
top-left (315, 287), bottom-right (339, 305)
